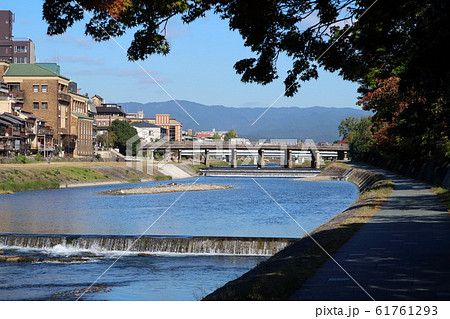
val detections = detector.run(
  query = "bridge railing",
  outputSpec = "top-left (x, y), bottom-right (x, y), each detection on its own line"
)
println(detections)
top-left (141, 140), bottom-right (349, 151)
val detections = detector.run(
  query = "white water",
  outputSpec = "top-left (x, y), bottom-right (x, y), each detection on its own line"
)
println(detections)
top-left (0, 235), bottom-right (295, 256)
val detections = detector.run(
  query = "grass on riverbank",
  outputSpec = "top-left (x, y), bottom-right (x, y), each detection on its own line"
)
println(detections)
top-left (432, 187), bottom-right (450, 212)
top-left (0, 167), bottom-right (110, 193)
top-left (0, 179), bottom-right (60, 194)
top-left (153, 175), bottom-right (172, 181)
top-left (203, 167), bottom-right (394, 300)
top-left (191, 160), bottom-right (230, 173)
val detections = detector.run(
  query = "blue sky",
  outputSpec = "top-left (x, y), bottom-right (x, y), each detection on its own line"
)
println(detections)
top-left (3, 0), bottom-right (361, 109)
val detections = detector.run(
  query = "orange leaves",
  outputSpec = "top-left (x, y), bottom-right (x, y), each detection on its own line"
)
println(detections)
top-left (82, 0), bottom-right (132, 19)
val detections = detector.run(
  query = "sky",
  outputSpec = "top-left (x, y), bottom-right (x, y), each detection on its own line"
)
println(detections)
top-left (3, 0), bottom-right (362, 109)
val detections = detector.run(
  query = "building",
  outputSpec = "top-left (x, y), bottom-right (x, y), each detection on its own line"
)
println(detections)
top-left (126, 110), bottom-right (144, 121)
top-left (135, 114), bottom-right (182, 142)
top-left (0, 112), bottom-right (27, 155)
top-left (95, 103), bottom-right (127, 133)
top-left (91, 94), bottom-right (104, 107)
top-left (17, 111), bottom-right (54, 155)
top-left (131, 121), bottom-right (166, 143)
top-left (69, 92), bottom-right (94, 157)
top-left (0, 10), bottom-right (36, 64)
top-left (0, 61), bottom-right (93, 157)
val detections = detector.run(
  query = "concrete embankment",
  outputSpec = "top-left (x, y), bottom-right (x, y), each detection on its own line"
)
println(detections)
top-left (203, 163), bottom-right (393, 300)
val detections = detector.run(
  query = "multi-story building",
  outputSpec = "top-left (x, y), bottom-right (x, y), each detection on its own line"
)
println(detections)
top-left (131, 122), bottom-right (167, 143)
top-left (94, 102), bottom-right (127, 133)
top-left (69, 92), bottom-right (94, 157)
top-left (133, 114), bottom-right (182, 142)
top-left (17, 111), bottom-right (54, 155)
top-left (91, 94), bottom-right (104, 107)
top-left (0, 10), bottom-right (36, 64)
top-left (0, 61), bottom-right (93, 157)
top-left (0, 112), bottom-right (27, 155)
top-left (126, 110), bottom-right (144, 121)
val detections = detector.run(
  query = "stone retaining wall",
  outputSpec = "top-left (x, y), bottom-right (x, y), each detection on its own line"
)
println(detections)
top-left (361, 155), bottom-right (450, 188)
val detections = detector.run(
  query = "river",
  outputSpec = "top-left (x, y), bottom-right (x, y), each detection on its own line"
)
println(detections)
top-left (0, 176), bottom-right (358, 300)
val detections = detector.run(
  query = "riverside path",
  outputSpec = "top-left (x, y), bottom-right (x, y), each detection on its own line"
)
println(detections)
top-left (290, 163), bottom-right (450, 300)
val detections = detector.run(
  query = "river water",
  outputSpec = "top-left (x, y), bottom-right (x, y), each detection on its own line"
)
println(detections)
top-left (0, 176), bottom-right (358, 300)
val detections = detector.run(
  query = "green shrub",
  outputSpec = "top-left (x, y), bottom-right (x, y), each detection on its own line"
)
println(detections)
top-left (153, 175), bottom-right (172, 181)
top-left (16, 154), bottom-right (31, 164)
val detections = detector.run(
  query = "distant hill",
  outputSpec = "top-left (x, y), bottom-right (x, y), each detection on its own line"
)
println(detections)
top-left (120, 100), bottom-right (370, 142)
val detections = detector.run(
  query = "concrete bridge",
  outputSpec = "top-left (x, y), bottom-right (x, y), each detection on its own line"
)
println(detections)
top-left (141, 141), bottom-right (349, 169)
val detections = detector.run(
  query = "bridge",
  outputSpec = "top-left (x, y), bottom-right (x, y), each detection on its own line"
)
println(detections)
top-left (140, 141), bottom-right (349, 169)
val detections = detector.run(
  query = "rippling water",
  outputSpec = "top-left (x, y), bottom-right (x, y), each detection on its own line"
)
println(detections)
top-left (0, 177), bottom-right (358, 300)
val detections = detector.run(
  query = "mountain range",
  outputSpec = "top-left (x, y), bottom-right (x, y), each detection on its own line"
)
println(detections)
top-left (120, 100), bottom-right (370, 142)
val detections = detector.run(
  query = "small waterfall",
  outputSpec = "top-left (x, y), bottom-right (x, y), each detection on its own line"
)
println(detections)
top-left (0, 234), bottom-right (296, 256)
top-left (200, 167), bottom-right (321, 178)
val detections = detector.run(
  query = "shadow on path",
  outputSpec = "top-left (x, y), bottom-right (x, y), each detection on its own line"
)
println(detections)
top-left (290, 165), bottom-right (450, 301)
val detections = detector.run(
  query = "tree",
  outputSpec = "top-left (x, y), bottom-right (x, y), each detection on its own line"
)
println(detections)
top-left (358, 77), bottom-right (450, 160)
top-left (213, 132), bottom-right (221, 140)
top-left (109, 119), bottom-right (138, 155)
top-left (347, 116), bottom-right (374, 160)
top-left (338, 117), bottom-right (360, 141)
top-left (42, 0), bottom-right (450, 161)
top-left (97, 131), bottom-right (116, 148)
top-left (224, 129), bottom-right (237, 141)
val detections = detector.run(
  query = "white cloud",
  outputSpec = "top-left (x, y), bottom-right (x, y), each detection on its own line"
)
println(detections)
top-left (44, 54), bottom-right (104, 65)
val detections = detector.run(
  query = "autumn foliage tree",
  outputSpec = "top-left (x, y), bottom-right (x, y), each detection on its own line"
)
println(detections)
top-left (357, 77), bottom-right (450, 160)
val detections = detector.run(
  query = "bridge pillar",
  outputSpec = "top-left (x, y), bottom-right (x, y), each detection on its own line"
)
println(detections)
top-left (231, 149), bottom-right (237, 168)
top-left (257, 149), bottom-right (265, 168)
top-left (284, 149), bottom-right (293, 168)
top-left (177, 149), bottom-right (182, 163)
top-left (164, 150), bottom-right (171, 162)
top-left (148, 150), bottom-right (154, 161)
top-left (311, 150), bottom-right (321, 169)
top-left (204, 149), bottom-right (210, 167)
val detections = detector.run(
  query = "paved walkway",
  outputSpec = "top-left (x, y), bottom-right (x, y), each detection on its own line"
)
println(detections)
top-left (290, 164), bottom-right (450, 300)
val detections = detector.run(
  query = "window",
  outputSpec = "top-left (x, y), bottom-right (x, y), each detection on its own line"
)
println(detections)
top-left (42, 102), bottom-right (48, 110)
top-left (8, 83), bottom-right (20, 91)
top-left (41, 85), bottom-right (48, 93)
top-left (33, 85), bottom-right (39, 93)
top-left (33, 102), bottom-right (39, 110)
top-left (14, 46), bottom-right (27, 53)
top-left (14, 57), bottom-right (27, 63)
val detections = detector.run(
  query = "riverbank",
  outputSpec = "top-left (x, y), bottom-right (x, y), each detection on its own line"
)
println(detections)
top-left (203, 162), bottom-right (394, 300)
top-left (0, 162), bottom-right (156, 194)
top-left (291, 164), bottom-right (450, 300)
top-left (99, 183), bottom-right (234, 195)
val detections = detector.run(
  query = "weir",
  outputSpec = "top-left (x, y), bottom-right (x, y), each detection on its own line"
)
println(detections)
top-left (199, 167), bottom-right (321, 177)
top-left (0, 234), bottom-right (296, 256)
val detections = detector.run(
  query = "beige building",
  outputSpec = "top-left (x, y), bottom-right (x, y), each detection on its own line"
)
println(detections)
top-left (70, 92), bottom-right (94, 157)
top-left (0, 61), bottom-right (93, 157)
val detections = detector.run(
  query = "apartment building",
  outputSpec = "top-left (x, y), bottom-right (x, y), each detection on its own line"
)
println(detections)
top-left (133, 114), bottom-right (182, 142)
top-left (95, 102), bottom-right (127, 133)
top-left (69, 92), bottom-right (94, 157)
top-left (0, 10), bottom-right (36, 64)
top-left (0, 61), bottom-right (93, 157)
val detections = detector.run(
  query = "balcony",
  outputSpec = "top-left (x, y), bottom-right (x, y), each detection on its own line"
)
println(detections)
top-left (10, 89), bottom-right (25, 99)
top-left (58, 92), bottom-right (71, 103)
top-left (38, 127), bottom-right (54, 136)
top-left (38, 145), bottom-right (55, 152)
